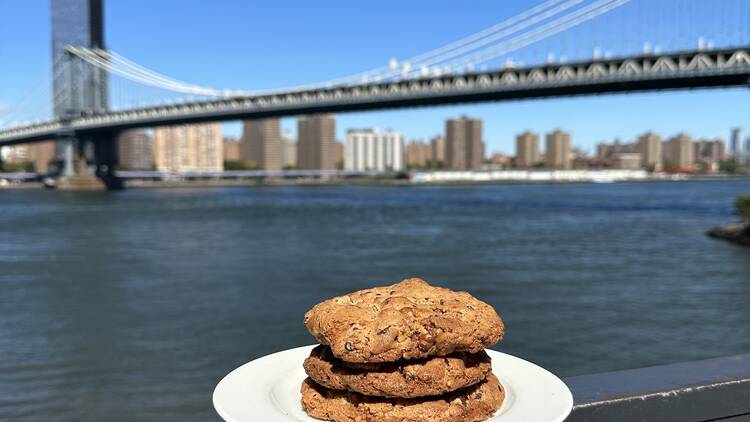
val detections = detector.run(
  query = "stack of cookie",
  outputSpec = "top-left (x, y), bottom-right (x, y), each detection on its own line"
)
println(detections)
top-left (301, 278), bottom-right (505, 422)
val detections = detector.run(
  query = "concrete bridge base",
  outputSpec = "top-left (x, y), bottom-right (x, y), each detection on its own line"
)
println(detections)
top-left (53, 132), bottom-right (123, 191)
top-left (56, 174), bottom-right (109, 192)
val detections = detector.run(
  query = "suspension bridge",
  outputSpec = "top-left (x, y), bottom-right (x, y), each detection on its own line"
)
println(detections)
top-left (0, 0), bottom-right (749, 189)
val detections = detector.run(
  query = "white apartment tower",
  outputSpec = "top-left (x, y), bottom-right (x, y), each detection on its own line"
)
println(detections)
top-left (345, 128), bottom-right (405, 172)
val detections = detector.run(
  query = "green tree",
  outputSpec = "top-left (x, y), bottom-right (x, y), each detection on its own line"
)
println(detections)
top-left (224, 160), bottom-right (260, 170)
top-left (1, 161), bottom-right (35, 173)
top-left (736, 195), bottom-right (750, 225)
top-left (720, 159), bottom-right (739, 174)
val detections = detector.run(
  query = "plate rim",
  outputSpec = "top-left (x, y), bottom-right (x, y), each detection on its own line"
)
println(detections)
top-left (213, 344), bottom-right (573, 422)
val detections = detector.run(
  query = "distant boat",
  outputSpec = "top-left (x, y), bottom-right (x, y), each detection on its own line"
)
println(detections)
top-left (42, 177), bottom-right (57, 189)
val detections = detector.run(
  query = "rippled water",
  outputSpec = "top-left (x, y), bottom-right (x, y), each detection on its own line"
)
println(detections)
top-left (1, 180), bottom-right (749, 421)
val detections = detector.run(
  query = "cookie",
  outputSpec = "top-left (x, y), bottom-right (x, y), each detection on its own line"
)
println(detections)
top-left (304, 278), bottom-right (504, 363)
top-left (304, 345), bottom-right (492, 398)
top-left (300, 373), bottom-right (504, 422)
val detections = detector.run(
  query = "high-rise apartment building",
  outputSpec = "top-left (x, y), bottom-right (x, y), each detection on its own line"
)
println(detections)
top-left (298, 115), bottom-right (336, 170)
top-left (117, 130), bottom-right (153, 170)
top-left (29, 142), bottom-right (56, 174)
top-left (1, 142), bottom-right (56, 173)
top-left (446, 116), bottom-right (484, 170)
top-left (223, 137), bottom-right (240, 162)
top-left (515, 131), bottom-right (540, 167)
top-left (663, 133), bottom-right (695, 169)
top-left (0, 145), bottom-right (31, 169)
top-left (334, 141), bottom-right (344, 169)
top-left (406, 140), bottom-right (432, 168)
top-left (281, 131), bottom-right (297, 168)
top-left (636, 132), bottom-right (663, 171)
top-left (430, 136), bottom-right (446, 166)
top-left (152, 123), bottom-right (223, 172)
top-left (545, 129), bottom-right (572, 169)
top-left (694, 138), bottom-right (725, 163)
top-left (344, 128), bottom-right (405, 172)
top-left (240, 118), bottom-right (282, 170)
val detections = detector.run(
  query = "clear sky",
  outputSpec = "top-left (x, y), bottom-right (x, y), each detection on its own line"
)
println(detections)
top-left (0, 0), bottom-right (748, 154)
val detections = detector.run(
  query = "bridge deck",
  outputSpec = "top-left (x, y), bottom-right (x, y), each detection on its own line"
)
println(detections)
top-left (1, 46), bottom-right (749, 146)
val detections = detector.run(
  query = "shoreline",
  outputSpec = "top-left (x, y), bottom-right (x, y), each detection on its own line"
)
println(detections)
top-left (707, 223), bottom-right (750, 247)
top-left (2, 173), bottom-right (750, 191)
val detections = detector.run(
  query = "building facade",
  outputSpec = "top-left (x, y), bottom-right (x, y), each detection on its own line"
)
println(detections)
top-left (0, 142), bottom-right (56, 173)
top-left (152, 123), bottom-right (223, 172)
top-left (636, 132), bottom-right (663, 171)
top-left (298, 115), bottom-right (336, 170)
top-left (545, 129), bottom-right (572, 169)
top-left (344, 128), bottom-right (405, 172)
top-left (613, 153), bottom-right (643, 170)
top-left (406, 140), bottom-right (432, 168)
top-left (446, 116), bottom-right (484, 170)
top-left (117, 130), bottom-right (153, 170)
top-left (281, 132), bottom-right (297, 169)
top-left (223, 137), bottom-right (240, 162)
top-left (515, 131), bottom-right (540, 167)
top-left (663, 133), bottom-right (695, 170)
top-left (430, 136), bottom-right (446, 167)
top-left (240, 118), bottom-right (282, 170)
top-left (694, 139), bottom-right (725, 163)
top-left (596, 138), bottom-right (637, 160)
top-left (334, 141), bottom-right (344, 169)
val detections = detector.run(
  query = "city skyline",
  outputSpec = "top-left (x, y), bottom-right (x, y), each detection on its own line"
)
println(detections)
top-left (1, 1), bottom-right (748, 154)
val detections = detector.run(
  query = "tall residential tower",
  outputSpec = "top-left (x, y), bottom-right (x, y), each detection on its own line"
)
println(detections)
top-left (636, 132), bottom-right (663, 171)
top-left (515, 131), bottom-right (540, 167)
top-left (298, 115), bottom-right (336, 170)
top-left (152, 124), bottom-right (223, 172)
top-left (545, 129), bottom-right (572, 169)
top-left (240, 118), bottom-right (283, 170)
top-left (446, 116), bottom-right (484, 170)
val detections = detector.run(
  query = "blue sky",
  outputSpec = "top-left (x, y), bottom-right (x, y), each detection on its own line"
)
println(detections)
top-left (0, 0), bottom-right (748, 154)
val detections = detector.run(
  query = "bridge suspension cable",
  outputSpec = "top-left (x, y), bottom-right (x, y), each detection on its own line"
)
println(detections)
top-left (446, 0), bottom-right (633, 70)
top-left (0, 55), bottom-right (68, 128)
top-left (65, 47), bottom-right (246, 97)
top-left (328, 0), bottom-right (632, 84)
top-left (333, 0), bottom-right (585, 84)
top-left (63, 0), bottom-right (633, 98)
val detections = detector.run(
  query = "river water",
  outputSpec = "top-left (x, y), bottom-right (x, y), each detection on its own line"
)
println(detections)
top-left (1, 180), bottom-right (749, 421)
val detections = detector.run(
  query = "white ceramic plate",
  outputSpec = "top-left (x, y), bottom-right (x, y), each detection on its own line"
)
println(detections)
top-left (213, 345), bottom-right (573, 422)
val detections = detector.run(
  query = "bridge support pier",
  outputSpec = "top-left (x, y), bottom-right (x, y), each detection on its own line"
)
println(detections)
top-left (92, 133), bottom-right (123, 190)
top-left (55, 132), bottom-right (122, 191)
top-left (60, 136), bottom-right (76, 176)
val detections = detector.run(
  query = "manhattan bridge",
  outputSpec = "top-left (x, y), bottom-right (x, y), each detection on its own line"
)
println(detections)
top-left (0, 0), bottom-right (748, 189)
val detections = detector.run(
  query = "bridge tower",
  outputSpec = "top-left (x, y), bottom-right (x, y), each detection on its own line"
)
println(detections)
top-left (51, 0), bottom-right (120, 190)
